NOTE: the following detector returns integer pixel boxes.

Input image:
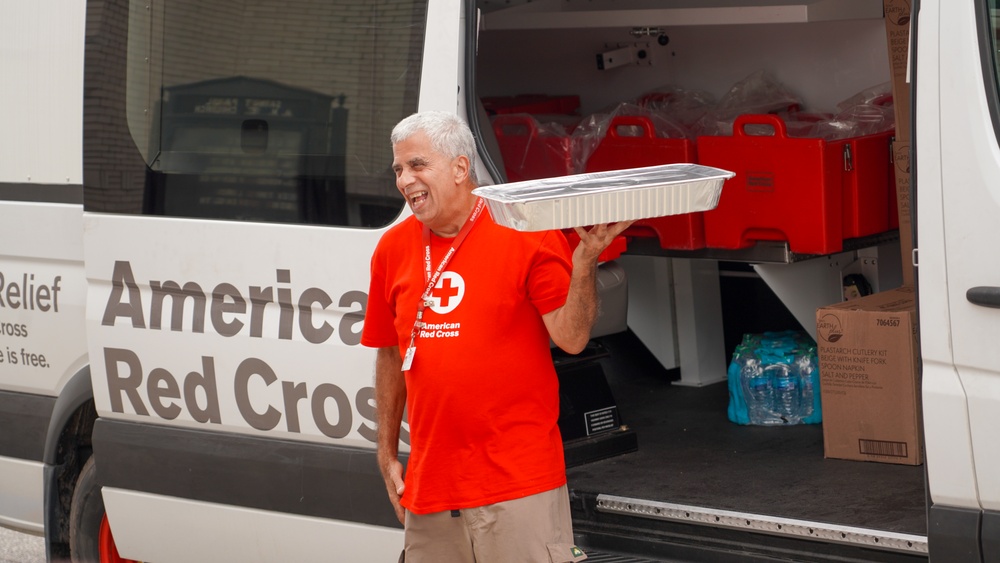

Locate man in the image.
[361,111,631,562]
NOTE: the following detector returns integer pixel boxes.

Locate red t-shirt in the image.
[361,210,573,514]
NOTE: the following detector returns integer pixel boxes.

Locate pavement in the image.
[0,527,45,563]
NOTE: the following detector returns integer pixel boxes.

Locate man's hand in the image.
[571,221,634,264]
[381,457,406,525]
[375,346,407,525]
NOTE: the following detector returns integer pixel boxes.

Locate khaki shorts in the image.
[401,485,587,563]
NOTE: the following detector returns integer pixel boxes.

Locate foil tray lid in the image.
[472,163,735,232]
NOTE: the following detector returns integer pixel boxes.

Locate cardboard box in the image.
[884,0,911,140]
[884,0,914,285]
[891,139,912,283]
[815,286,922,465]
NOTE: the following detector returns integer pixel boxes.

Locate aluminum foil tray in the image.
[472,163,734,232]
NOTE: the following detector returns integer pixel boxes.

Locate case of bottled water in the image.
[727,331,822,425]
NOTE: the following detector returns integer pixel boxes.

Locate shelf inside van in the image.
[623,230,900,264]
[479,0,883,29]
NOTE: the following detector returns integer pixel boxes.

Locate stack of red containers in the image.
[484,94,897,256]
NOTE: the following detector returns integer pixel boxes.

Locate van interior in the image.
[471,2,924,560]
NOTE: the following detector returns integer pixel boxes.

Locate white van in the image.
[0,0,997,561]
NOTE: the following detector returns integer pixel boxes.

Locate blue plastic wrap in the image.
[727,330,822,426]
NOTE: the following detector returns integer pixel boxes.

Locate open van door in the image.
[917,0,1000,558]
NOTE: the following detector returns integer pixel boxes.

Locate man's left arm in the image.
[542,221,633,354]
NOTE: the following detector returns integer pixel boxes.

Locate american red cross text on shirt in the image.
[433,276,460,308]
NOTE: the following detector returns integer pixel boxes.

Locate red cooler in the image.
[698,114,892,255]
[585,115,703,250]
[492,114,576,183]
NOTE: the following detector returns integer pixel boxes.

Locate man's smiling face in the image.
[392,131,474,237]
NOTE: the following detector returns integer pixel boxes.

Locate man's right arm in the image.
[375,345,406,524]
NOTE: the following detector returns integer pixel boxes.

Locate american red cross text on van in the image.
[102,347,395,442]
[100,260,365,346]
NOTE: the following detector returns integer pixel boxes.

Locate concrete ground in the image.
[0,527,44,563]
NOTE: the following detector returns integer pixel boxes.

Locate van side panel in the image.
[0,203,88,398]
[0,0,90,545]
[0,1,84,186]
[0,456,45,533]
[82,0,432,555]
[0,391,54,462]
[93,418,402,527]
[102,489,404,562]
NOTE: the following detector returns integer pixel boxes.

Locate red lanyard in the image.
[402,197,486,371]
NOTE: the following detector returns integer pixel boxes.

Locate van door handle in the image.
[967,286,1000,308]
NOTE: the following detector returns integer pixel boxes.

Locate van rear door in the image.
[917,0,1000,557]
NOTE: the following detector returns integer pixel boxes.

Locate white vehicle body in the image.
[917,0,1000,554]
[0,0,998,561]
[0,0,88,539]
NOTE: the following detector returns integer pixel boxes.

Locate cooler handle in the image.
[607,115,657,140]
[492,114,539,139]
[733,114,788,139]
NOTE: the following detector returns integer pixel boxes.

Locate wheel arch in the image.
[42,365,97,560]
[44,366,94,465]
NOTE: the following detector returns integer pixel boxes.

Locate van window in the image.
[85,0,427,227]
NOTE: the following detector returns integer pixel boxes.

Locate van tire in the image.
[69,456,105,563]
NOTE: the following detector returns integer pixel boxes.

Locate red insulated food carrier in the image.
[584,115,704,250]
[841,130,893,239]
[697,114,893,255]
[492,114,576,183]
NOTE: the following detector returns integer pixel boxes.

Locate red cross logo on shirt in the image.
[429,271,465,314]
[433,276,461,308]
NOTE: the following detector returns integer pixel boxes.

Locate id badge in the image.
[402,346,415,371]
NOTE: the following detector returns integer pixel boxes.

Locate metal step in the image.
[596,494,928,555]
[584,551,667,563]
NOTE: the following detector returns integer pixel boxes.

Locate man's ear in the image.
[452,155,471,183]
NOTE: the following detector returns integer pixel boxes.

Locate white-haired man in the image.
[362,111,630,562]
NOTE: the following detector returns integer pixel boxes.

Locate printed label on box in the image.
[884,0,912,71]
[859,439,909,458]
[745,171,775,192]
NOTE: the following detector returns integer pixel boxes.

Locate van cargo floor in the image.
[566,332,927,537]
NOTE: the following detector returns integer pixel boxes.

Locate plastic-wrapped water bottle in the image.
[740,356,775,425]
[770,363,801,423]
[795,346,818,422]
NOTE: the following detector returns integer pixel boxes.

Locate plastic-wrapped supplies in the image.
[472,163,733,232]
[571,102,692,169]
[727,331,822,426]
[692,70,804,137]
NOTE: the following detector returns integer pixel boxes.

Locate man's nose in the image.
[396,168,413,188]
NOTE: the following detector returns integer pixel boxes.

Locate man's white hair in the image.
[391,111,478,184]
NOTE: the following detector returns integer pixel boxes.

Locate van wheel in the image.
[69,456,138,563]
